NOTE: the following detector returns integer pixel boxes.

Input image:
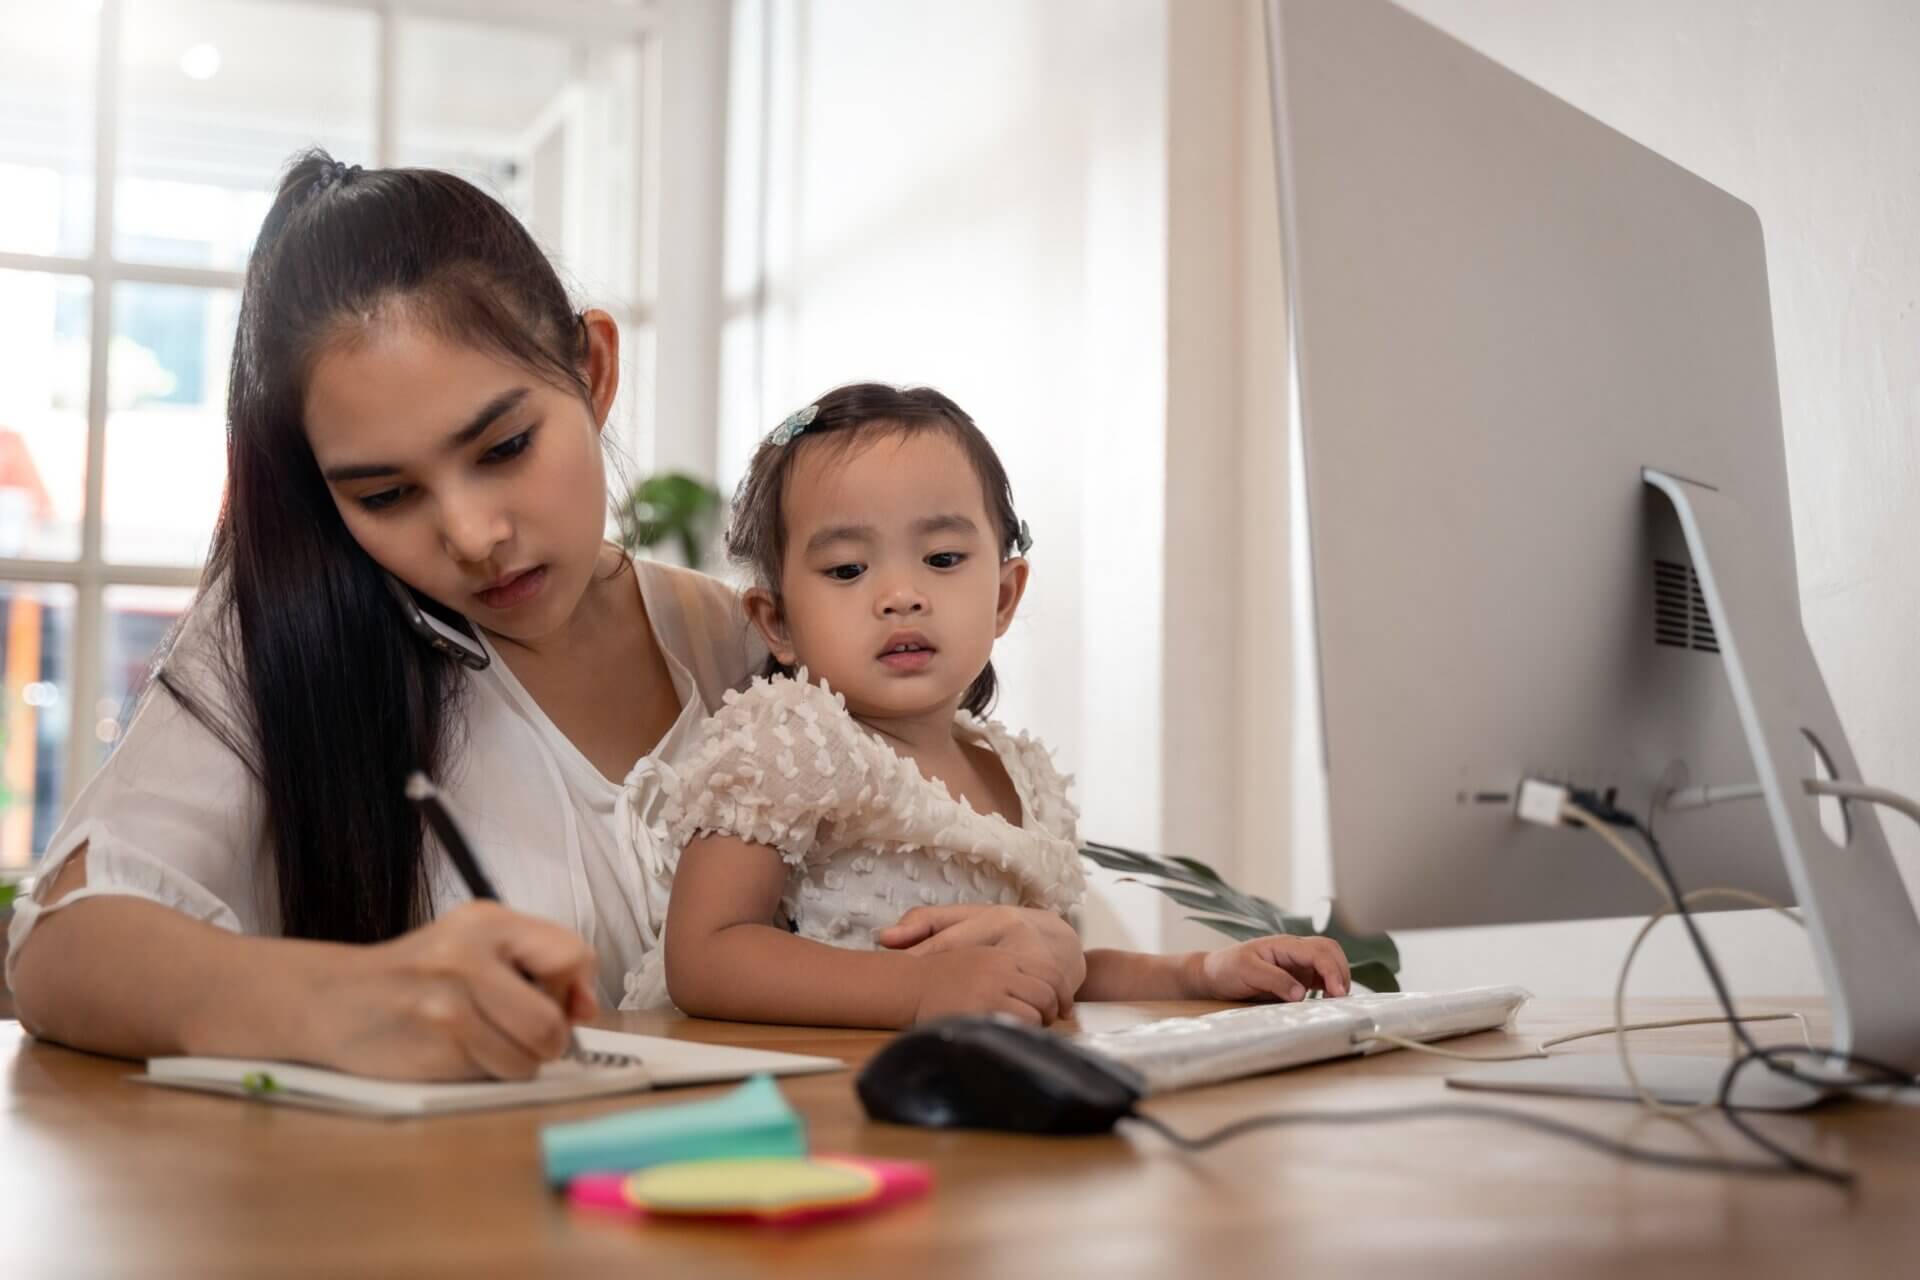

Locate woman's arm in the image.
[11,849,599,1079]
[663,834,1063,1028]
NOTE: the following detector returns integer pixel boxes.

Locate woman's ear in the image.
[580,309,621,430]
[993,557,1030,639]
[744,587,798,666]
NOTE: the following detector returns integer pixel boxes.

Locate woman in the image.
[5,152,1081,1079]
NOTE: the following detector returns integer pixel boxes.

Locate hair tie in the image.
[1014,520,1033,555]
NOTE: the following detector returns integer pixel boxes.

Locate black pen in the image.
[406,771,502,901]
[404,772,633,1069]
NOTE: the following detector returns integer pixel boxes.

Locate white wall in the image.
[652,0,733,481]
[725,0,1183,950]
[1313,0,1920,995]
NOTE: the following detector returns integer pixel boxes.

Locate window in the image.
[0,0,659,869]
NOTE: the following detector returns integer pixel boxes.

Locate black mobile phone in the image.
[382,573,490,670]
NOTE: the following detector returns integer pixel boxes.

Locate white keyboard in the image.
[1075,986,1532,1095]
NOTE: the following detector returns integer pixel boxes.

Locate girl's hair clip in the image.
[1014,519,1034,555]
[767,403,819,447]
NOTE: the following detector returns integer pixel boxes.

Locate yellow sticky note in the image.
[623,1157,879,1216]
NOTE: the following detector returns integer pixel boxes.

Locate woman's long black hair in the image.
[157,150,591,944]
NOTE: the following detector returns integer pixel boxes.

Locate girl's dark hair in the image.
[157,149,590,944]
[726,382,1027,717]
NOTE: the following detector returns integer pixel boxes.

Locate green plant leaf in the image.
[1112,870,1249,921]
[1320,929,1399,972]
[1079,843,1159,876]
[1350,961,1400,993]
[1081,841,1403,980]
[1085,842,1276,921]
[1166,855,1230,885]
[1320,902,1402,968]
[619,471,721,569]
[1185,915,1274,944]
[1134,883,1252,918]
[1084,845,1201,886]
[1343,945,1400,975]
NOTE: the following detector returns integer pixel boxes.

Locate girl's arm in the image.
[11,849,599,1079]
[873,904,1085,1014]
[866,907,1350,1004]
[663,833,1063,1028]
[1079,937,1352,1002]
[1078,948,1212,1001]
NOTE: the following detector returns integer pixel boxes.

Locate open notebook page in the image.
[142,1028,843,1117]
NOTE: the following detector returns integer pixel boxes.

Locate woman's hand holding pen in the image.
[307,902,598,1081]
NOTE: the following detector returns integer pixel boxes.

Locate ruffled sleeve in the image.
[662,672,877,867]
[969,716,1082,847]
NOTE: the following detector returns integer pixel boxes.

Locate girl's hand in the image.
[1196,935,1351,1002]
[306,902,599,1080]
[876,904,1085,1017]
[910,947,1063,1026]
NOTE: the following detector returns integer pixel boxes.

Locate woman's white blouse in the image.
[4,560,763,1007]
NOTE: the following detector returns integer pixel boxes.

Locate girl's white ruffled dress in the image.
[619,672,1087,1009]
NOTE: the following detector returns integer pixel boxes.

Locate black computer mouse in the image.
[856,1016,1147,1135]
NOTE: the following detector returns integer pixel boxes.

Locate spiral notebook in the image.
[140,1026,844,1118]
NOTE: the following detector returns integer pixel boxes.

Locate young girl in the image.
[648,384,1351,1027]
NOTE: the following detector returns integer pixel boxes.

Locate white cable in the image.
[1356,1017,1807,1065]
[1354,1031,1547,1062]
[1661,782,1765,813]
[1611,887,1804,1117]
[1663,776,1920,836]
[1551,796,1805,1116]
[1540,777,1920,1115]
[1805,778,1920,834]
[1538,1012,1811,1052]
[1562,802,1670,900]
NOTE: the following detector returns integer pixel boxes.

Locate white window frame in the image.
[0,0,664,836]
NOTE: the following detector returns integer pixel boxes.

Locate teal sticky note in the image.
[540,1074,806,1186]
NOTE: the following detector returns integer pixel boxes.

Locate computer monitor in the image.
[1264,0,1920,1087]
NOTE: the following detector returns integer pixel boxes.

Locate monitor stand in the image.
[1450,468,1920,1107]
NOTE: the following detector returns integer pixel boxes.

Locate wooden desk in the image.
[2,998,1914,1278]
